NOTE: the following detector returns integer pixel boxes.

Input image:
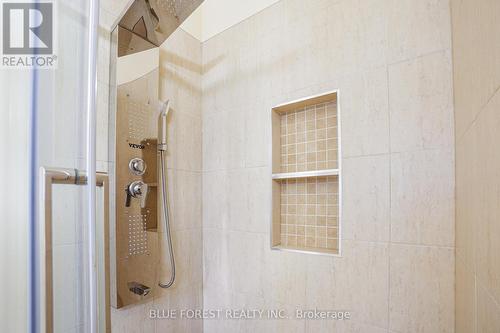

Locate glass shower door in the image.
[28,0,104,332]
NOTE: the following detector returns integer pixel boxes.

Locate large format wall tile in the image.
[473,91,500,305]
[202,170,230,230]
[340,68,390,157]
[391,148,454,247]
[388,51,454,153]
[451,0,500,330]
[389,244,454,333]
[342,155,390,242]
[306,319,388,333]
[201,0,455,332]
[203,108,245,171]
[451,0,500,139]
[170,170,202,232]
[455,127,477,270]
[245,103,272,168]
[332,241,390,328]
[455,256,476,333]
[325,0,388,74]
[476,284,500,333]
[387,0,452,64]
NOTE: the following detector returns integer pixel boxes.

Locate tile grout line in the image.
[456,83,500,144]
[314,104,318,248]
[386,63,392,331]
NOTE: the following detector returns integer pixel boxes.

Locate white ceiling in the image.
[181,0,281,42]
[99,0,280,43]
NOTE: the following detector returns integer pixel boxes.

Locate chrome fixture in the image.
[129,157,147,175]
[39,167,110,332]
[158,100,176,289]
[109,44,159,307]
[126,180,149,208]
[118,0,204,56]
[128,281,151,296]
[158,100,170,152]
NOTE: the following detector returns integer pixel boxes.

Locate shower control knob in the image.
[125,181,149,208]
[129,158,146,175]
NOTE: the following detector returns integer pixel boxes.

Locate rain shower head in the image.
[118,0,203,56]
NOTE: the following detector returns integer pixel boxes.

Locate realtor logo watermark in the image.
[1,0,57,68]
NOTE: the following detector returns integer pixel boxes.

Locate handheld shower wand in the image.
[158,100,170,151]
[158,100,175,289]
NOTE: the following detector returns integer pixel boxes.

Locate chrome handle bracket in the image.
[39,167,110,333]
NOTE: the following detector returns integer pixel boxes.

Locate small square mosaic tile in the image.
[279,176,339,251]
[280,101,338,173]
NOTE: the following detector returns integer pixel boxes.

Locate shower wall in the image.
[201,0,455,332]
[97,2,203,329]
[451,0,500,331]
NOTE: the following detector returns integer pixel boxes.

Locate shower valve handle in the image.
[125,181,148,208]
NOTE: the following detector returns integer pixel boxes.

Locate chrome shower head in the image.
[158,100,170,151]
[118,0,204,56]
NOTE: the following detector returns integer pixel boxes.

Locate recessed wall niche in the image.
[271,91,341,255]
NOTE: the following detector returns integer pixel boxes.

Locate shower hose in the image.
[158,149,175,288]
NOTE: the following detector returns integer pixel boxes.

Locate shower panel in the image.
[111,36,160,307]
[109,0,203,309]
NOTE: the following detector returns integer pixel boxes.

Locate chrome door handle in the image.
[39,167,110,333]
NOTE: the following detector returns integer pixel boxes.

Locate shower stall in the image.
[17,0,203,332]
[108,0,203,308]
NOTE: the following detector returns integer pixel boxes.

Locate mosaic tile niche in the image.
[271,92,341,255]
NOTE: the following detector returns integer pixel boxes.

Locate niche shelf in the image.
[271,91,341,256]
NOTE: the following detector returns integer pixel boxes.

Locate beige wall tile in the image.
[450,0,500,139]
[170,170,202,232]
[389,244,454,333]
[203,108,245,171]
[391,148,454,246]
[202,170,230,230]
[263,250,308,307]
[387,0,452,64]
[157,229,203,295]
[476,284,500,333]
[200,0,455,332]
[452,0,500,330]
[456,255,476,333]
[96,81,109,163]
[473,91,500,305]
[306,319,388,333]
[228,231,267,296]
[245,103,271,168]
[97,28,111,85]
[203,229,232,293]
[455,127,477,270]
[304,255,336,309]
[242,167,272,233]
[333,241,390,328]
[168,111,202,172]
[389,51,454,153]
[100,0,132,20]
[342,154,390,242]
[325,0,388,74]
[340,68,390,157]
[153,287,203,333]
[96,0,460,327]
[111,299,154,333]
[159,31,202,119]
